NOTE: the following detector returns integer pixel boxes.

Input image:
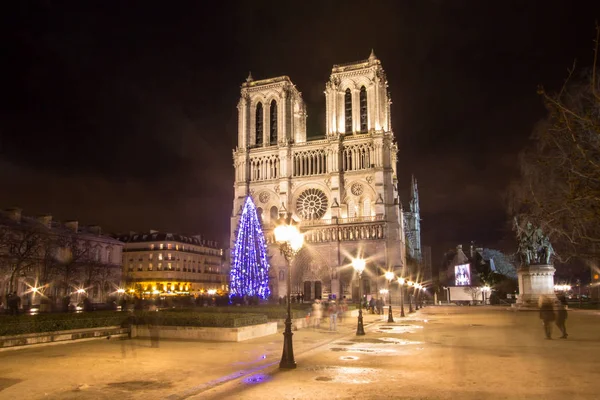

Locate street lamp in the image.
[352,258,366,336]
[385,271,395,322]
[274,213,304,369]
[406,281,415,313]
[414,283,422,310]
[397,277,406,317]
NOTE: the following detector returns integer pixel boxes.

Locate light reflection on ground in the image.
[307,366,379,384]
[375,324,424,334]
[243,374,271,385]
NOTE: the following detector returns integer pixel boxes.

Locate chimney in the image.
[88,225,102,235]
[65,220,79,233]
[37,214,52,228]
[5,208,22,223]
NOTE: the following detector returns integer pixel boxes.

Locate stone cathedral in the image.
[231,51,421,301]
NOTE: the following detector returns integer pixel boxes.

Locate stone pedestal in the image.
[516,264,556,308]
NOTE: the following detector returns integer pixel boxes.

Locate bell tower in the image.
[324,50,391,136]
[237,74,307,150]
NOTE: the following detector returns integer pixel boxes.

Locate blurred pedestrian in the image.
[312,300,322,329]
[539,295,555,339]
[339,297,348,324]
[328,301,338,331]
[556,295,568,339]
[369,297,376,314]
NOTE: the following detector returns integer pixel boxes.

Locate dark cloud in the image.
[1,0,599,258]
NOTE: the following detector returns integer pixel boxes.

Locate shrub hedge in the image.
[133,311,267,328]
[164,305,310,320]
[0,309,271,336]
[0,312,126,337]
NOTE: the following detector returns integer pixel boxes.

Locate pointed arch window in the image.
[270,206,278,223]
[270,100,277,145]
[255,102,263,146]
[344,88,352,134]
[360,86,367,133]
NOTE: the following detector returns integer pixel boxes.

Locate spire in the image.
[246,71,254,82]
[410,175,419,214]
[368,49,377,61]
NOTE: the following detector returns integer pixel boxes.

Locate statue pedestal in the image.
[515,264,556,308]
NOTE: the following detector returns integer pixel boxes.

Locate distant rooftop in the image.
[116,231,220,249]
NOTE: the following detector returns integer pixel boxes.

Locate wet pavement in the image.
[1,306,599,399]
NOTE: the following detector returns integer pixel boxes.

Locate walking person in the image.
[339,297,348,324]
[328,301,338,331]
[556,294,568,339]
[312,300,322,329]
[539,295,556,340]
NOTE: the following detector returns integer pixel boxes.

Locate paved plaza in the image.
[0,306,599,400]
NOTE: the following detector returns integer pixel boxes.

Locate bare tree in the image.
[54,235,92,297]
[509,26,600,261]
[0,224,47,294]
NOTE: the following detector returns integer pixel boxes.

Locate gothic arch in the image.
[255,102,264,146]
[291,247,332,287]
[269,99,278,145]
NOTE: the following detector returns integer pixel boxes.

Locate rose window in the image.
[351,183,364,196]
[259,191,270,204]
[296,188,328,220]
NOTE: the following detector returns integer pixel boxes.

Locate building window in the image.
[148,263,153,271]
[345,88,352,134]
[176,263,180,271]
[360,86,367,133]
[137,263,142,271]
[160,243,164,249]
[158,253,163,261]
[270,206,278,222]
[167,262,172,270]
[269,100,277,145]
[150,244,155,250]
[128,264,133,272]
[256,102,263,146]
[176,244,179,250]
[167,243,173,250]
[148,253,153,260]
[157,262,163,271]
[167,253,172,260]
[106,248,112,264]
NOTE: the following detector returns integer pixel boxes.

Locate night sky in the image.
[1,1,599,262]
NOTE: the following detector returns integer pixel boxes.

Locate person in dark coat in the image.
[555,295,568,339]
[539,295,556,339]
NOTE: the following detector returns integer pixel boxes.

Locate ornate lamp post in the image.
[415,283,422,310]
[274,213,304,370]
[385,271,395,322]
[352,258,366,336]
[407,281,414,313]
[397,277,406,317]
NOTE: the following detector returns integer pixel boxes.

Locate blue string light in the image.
[230,196,271,300]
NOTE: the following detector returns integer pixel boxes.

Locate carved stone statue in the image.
[513,218,554,266]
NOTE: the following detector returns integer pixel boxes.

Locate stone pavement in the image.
[0,307,599,400]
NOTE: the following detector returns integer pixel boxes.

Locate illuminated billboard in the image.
[455,264,471,286]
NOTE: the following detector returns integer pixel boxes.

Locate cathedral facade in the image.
[231,51,420,301]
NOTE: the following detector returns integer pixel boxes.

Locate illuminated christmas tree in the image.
[230,196,271,299]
